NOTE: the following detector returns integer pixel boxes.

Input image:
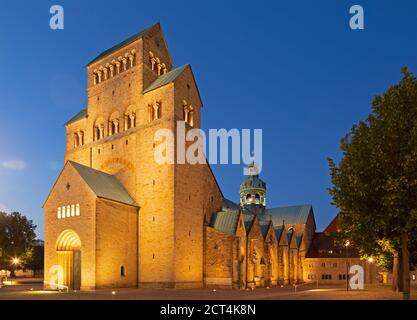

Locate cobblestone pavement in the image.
[1,282,416,300]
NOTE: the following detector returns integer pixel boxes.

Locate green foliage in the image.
[0,211,37,271]
[328,68,417,266]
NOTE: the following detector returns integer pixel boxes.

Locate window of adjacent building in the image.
[339,274,347,280]
[321,262,325,268]
[121,266,126,277]
[333,263,337,268]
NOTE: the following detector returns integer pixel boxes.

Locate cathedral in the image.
[43,22,375,290]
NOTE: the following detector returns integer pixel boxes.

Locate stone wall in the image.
[95,198,138,288]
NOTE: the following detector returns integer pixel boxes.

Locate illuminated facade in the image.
[43,23,376,290]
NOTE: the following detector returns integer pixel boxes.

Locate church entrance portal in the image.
[55,230,82,290]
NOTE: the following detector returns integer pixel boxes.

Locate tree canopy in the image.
[328,68,417,299]
[0,211,38,273]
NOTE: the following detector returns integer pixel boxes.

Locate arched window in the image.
[57,207,61,219]
[74,133,79,148]
[76,204,80,216]
[94,118,104,140]
[148,105,154,123]
[188,107,194,127]
[62,206,66,219]
[66,205,71,218]
[94,126,100,141]
[148,102,161,122]
[109,120,116,136]
[79,131,84,146]
[71,204,75,217]
[156,102,162,119]
[246,194,251,200]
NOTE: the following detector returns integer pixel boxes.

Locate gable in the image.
[87,22,166,66]
[69,161,138,206]
[278,228,288,246]
[43,161,138,208]
[43,161,96,208]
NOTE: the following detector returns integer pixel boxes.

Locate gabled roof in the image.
[209,210,239,236]
[222,198,240,211]
[65,108,87,126]
[244,214,255,235]
[324,214,339,233]
[306,232,360,258]
[87,22,158,66]
[143,64,189,94]
[266,204,313,226]
[69,161,138,206]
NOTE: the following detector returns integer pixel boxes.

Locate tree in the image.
[0,211,37,276]
[25,240,44,277]
[328,68,417,300]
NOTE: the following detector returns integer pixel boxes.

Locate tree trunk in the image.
[399,251,404,292]
[401,232,410,300]
[392,251,404,292]
[392,251,399,291]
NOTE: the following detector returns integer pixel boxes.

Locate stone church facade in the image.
[43,23,375,290]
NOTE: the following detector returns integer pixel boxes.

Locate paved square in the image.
[1,282,416,300]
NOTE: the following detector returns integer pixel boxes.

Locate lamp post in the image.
[345,240,350,291]
[368,257,374,284]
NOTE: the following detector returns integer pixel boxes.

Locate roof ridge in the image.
[87,22,159,66]
[142,64,190,94]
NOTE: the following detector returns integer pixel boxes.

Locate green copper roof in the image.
[65,108,87,126]
[143,64,189,94]
[209,210,239,236]
[69,161,138,207]
[222,198,240,211]
[266,204,313,226]
[87,23,157,66]
[240,174,266,192]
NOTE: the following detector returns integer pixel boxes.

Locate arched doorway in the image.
[55,229,82,290]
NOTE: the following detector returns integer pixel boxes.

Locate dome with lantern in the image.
[239,162,266,213]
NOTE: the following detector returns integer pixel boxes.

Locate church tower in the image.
[44,22,223,290]
[239,162,266,216]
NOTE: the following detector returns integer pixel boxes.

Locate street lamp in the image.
[10,257,20,279]
[344,240,350,291]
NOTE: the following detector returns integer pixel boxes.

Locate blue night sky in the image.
[0,0,417,239]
